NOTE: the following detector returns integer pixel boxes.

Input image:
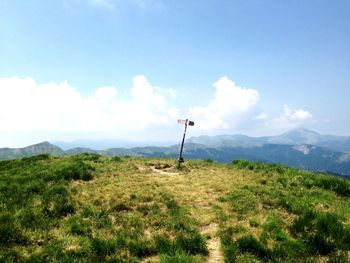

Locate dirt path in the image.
[135,161,235,262]
[201,223,222,263]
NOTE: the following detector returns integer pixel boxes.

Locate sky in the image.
[0,0,349,147]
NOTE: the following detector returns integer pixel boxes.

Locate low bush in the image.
[219,227,236,262]
[236,235,271,260]
[111,202,132,212]
[129,238,157,258]
[174,231,208,256]
[74,153,101,162]
[20,154,50,165]
[231,160,285,174]
[290,210,350,256]
[0,213,26,246]
[226,190,258,215]
[18,208,47,230]
[160,251,198,263]
[67,216,91,236]
[231,160,250,169]
[42,184,75,217]
[315,176,350,197]
[271,239,306,260]
[154,234,174,254]
[91,238,117,258]
[0,249,23,262]
[32,240,79,262]
[55,161,94,181]
[112,156,122,162]
[262,215,287,241]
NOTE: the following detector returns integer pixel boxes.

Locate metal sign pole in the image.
[177,119,194,168]
[177,119,188,168]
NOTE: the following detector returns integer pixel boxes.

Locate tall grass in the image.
[218,160,350,262]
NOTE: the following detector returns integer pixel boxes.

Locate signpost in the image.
[177,119,195,168]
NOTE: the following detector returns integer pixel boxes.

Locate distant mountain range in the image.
[1,128,350,176]
[187,128,350,153]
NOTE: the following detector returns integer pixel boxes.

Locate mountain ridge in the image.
[187,128,350,152]
[1,128,350,176]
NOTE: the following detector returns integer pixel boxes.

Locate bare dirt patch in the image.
[201,223,222,263]
[148,163,179,175]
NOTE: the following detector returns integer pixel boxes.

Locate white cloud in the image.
[0,75,178,145]
[264,104,313,132]
[278,104,312,124]
[188,76,259,131]
[0,75,315,146]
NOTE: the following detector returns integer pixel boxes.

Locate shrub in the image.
[42,185,75,217]
[174,231,208,256]
[249,219,260,227]
[111,202,132,212]
[160,251,199,263]
[232,160,250,169]
[290,210,350,256]
[91,238,117,257]
[262,215,287,241]
[219,227,236,262]
[236,235,271,260]
[272,239,306,259]
[0,213,26,246]
[55,161,94,181]
[112,156,122,162]
[21,154,50,163]
[25,180,46,195]
[315,176,350,197]
[67,217,91,236]
[0,249,23,262]
[129,238,157,258]
[75,153,101,161]
[165,198,180,212]
[18,209,46,230]
[137,204,151,216]
[94,209,112,229]
[226,191,257,215]
[32,241,72,262]
[154,234,174,254]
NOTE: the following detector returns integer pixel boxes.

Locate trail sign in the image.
[177,119,195,168]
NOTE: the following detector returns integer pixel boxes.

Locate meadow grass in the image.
[0,155,349,262]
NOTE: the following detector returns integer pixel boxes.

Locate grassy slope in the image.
[0,155,349,262]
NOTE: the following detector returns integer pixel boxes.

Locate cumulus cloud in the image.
[0,75,315,146]
[188,76,259,131]
[276,104,312,126]
[261,104,313,133]
[0,76,178,144]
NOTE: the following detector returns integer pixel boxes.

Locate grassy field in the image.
[0,154,350,262]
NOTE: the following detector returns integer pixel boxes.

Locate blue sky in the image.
[0,0,349,147]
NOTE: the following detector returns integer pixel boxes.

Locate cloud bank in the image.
[0,76,178,145]
[189,76,259,131]
[0,75,313,147]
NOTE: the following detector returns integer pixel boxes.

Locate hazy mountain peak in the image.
[283,128,320,136]
[0,141,65,160]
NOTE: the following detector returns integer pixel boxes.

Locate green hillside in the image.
[1,155,350,262]
[0,142,65,160]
